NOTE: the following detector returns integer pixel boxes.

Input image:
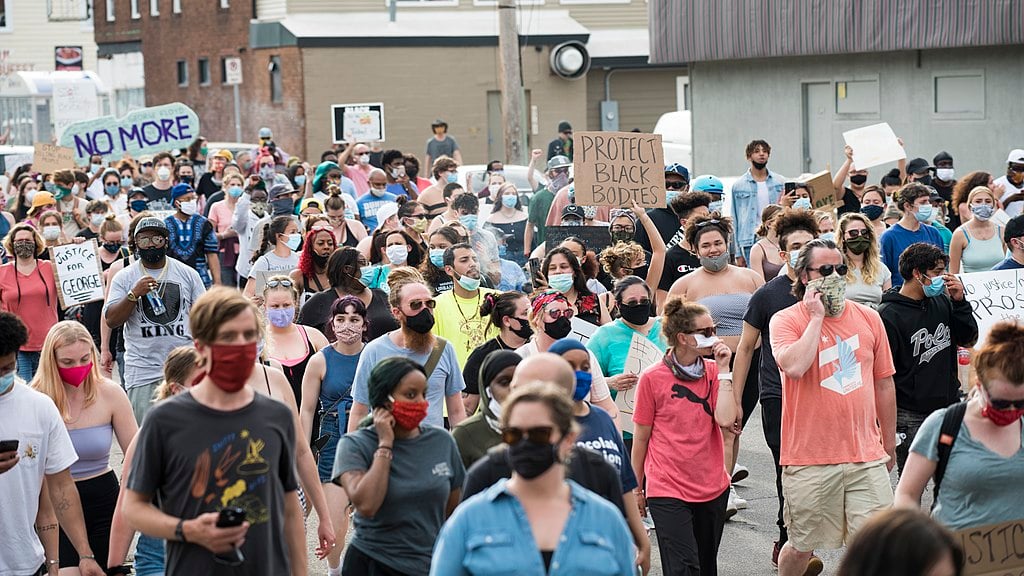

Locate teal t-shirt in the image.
[910,405,1024,530]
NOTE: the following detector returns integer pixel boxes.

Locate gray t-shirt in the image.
[104,259,206,390]
[910,406,1024,530]
[127,392,298,576]
[352,333,464,428]
[332,425,465,575]
[425,135,459,160]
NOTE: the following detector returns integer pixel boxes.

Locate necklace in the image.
[453,290,483,351]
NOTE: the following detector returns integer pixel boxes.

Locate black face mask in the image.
[543,316,572,340]
[102,242,122,254]
[312,252,329,268]
[270,198,294,216]
[179,175,194,185]
[849,174,868,186]
[404,308,435,334]
[507,439,559,479]
[138,246,166,264]
[509,318,534,340]
[752,160,767,170]
[618,302,651,325]
[914,174,932,187]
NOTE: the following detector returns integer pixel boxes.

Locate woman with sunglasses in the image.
[398,200,430,253]
[432,382,635,576]
[0,223,59,381]
[632,298,737,576]
[290,224,337,305]
[894,320,1024,531]
[421,226,460,295]
[336,356,465,576]
[460,292,531,418]
[837,213,891,308]
[298,247,399,342]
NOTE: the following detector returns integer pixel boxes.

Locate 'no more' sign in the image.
[59,102,201,164]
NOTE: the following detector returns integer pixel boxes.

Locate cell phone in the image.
[0,439,18,453]
[213,507,246,566]
[784,182,796,193]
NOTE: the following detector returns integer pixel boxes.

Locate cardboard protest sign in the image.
[957,269,1024,345]
[614,332,664,434]
[59,103,201,164]
[842,123,906,170]
[568,317,598,344]
[954,518,1024,575]
[573,131,665,208]
[545,225,612,253]
[799,170,836,211]
[32,143,76,174]
[332,103,386,143]
[49,241,104,307]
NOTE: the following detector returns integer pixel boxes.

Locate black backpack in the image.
[932,401,968,507]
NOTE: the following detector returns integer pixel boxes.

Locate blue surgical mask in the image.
[284,233,302,251]
[429,248,445,268]
[130,199,148,213]
[789,251,799,269]
[793,197,812,210]
[666,191,679,206]
[548,273,574,293]
[44,182,56,193]
[295,175,307,187]
[456,273,481,292]
[105,184,120,196]
[228,185,243,198]
[501,194,518,208]
[922,274,946,298]
[0,371,14,395]
[360,265,377,286]
[120,176,133,188]
[819,231,835,243]
[572,370,592,401]
[498,244,508,258]
[915,204,934,223]
[459,214,478,231]
[446,172,458,184]
[708,200,723,214]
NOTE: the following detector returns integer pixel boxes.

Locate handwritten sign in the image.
[32,143,76,174]
[49,241,104,307]
[573,131,665,208]
[52,76,98,141]
[842,123,906,170]
[545,225,612,253]
[954,518,1024,576]
[58,102,201,164]
[331,103,385,143]
[958,269,1024,345]
[568,317,598,344]
[800,170,836,211]
[614,332,665,433]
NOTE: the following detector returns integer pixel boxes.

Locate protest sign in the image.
[49,241,104,307]
[332,103,386,143]
[799,170,836,211]
[614,332,664,434]
[573,131,665,208]
[958,269,1024,345]
[59,102,201,164]
[842,123,906,170]
[53,76,98,141]
[545,225,612,253]
[32,143,76,174]
[568,317,598,344]
[954,518,1024,576]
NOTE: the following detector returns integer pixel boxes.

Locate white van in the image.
[653,110,692,170]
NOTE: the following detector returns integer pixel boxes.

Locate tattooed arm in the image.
[36,479,60,575]
[46,468,104,575]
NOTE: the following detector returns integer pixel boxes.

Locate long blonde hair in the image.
[31,321,102,422]
[837,212,883,286]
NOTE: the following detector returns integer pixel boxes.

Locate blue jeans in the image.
[17,351,40,382]
[133,534,165,576]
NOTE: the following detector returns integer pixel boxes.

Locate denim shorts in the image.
[316,398,352,483]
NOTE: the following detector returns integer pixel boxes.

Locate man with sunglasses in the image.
[995,149,1024,217]
[104,217,207,424]
[769,238,897,576]
[878,242,977,477]
[634,164,690,254]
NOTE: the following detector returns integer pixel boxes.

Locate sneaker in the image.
[729,486,748,510]
[731,463,750,484]
[641,513,655,532]
[771,542,825,576]
[772,541,781,568]
[725,497,738,520]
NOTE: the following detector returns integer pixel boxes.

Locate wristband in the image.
[175,518,188,543]
[79,555,96,562]
[718,372,733,381]
[374,448,393,460]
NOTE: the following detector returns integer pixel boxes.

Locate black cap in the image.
[1005,215,1024,243]
[933,151,953,166]
[558,121,573,133]
[561,204,585,220]
[906,158,933,175]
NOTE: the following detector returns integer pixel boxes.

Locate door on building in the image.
[801,82,832,174]
[487,90,531,163]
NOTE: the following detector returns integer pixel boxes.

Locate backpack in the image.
[932,401,968,507]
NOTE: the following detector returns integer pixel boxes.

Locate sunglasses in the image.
[501,426,554,445]
[266,279,293,288]
[1009,164,1024,173]
[984,388,1024,410]
[408,298,436,312]
[665,181,688,190]
[404,214,429,221]
[845,229,870,239]
[310,224,334,232]
[135,236,167,249]
[808,264,849,277]
[545,308,575,321]
[695,219,722,228]
[690,325,717,338]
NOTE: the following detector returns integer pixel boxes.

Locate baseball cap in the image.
[268,183,292,200]
[377,202,399,225]
[299,198,323,213]
[135,217,169,237]
[1005,215,1024,243]
[30,191,56,211]
[906,158,933,175]
[213,149,234,161]
[547,155,571,171]
[1007,149,1024,164]
[258,127,273,139]
[138,154,154,165]
[561,204,585,221]
[665,163,690,182]
[431,119,448,129]
[557,121,573,134]
[169,183,194,204]
[933,151,953,166]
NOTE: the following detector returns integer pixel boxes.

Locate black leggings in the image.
[342,545,413,576]
[761,397,787,545]
[58,470,118,569]
[648,488,730,576]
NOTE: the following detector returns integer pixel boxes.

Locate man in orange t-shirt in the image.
[769,238,897,576]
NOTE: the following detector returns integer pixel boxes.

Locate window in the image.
[390,0,459,6]
[474,0,543,5]
[150,0,158,16]
[0,0,11,31]
[835,79,879,116]
[220,57,228,83]
[106,0,115,21]
[269,56,282,103]
[198,58,210,85]
[220,0,229,7]
[933,71,985,119]
[177,60,188,87]
[172,0,180,13]
[131,0,140,18]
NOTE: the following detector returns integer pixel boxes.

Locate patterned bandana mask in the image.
[807,274,847,317]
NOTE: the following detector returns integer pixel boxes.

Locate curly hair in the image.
[297,227,335,279]
[951,171,992,212]
[670,191,713,220]
[685,214,733,249]
[599,241,643,278]
[774,208,819,251]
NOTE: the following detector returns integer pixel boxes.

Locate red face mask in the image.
[198,342,257,393]
[57,363,92,388]
[982,404,1024,427]
[389,396,429,430]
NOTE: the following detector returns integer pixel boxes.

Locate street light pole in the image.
[497,0,525,165]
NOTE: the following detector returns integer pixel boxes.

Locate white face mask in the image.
[689,333,720,350]
[178,200,197,216]
[156,166,172,182]
[71,183,80,196]
[42,226,61,241]
[936,168,955,182]
[90,213,106,226]
[358,154,371,165]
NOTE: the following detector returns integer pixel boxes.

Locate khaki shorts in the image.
[127,381,160,425]
[782,459,893,552]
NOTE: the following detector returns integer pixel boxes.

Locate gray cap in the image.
[547,155,571,171]
[135,217,169,236]
[258,127,273,138]
[268,182,294,200]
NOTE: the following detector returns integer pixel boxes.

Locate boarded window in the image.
[934,73,985,118]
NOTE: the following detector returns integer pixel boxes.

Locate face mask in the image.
[691,334,721,351]
[429,248,445,268]
[259,166,276,181]
[200,342,258,393]
[389,395,429,430]
[72,184,81,197]
[178,200,197,216]
[543,316,573,340]
[334,323,363,344]
[563,219,583,227]
[488,396,503,419]
[404,308,435,334]
[44,182,57,193]
[752,160,767,170]
[228,185,244,198]
[670,353,705,381]
[91,163,103,174]
[581,206,597,220]
[459,214,478,231]
[915,204,934,223]
[788,250,799,269]
[358,154,371,165]
[971,204,994,221]
[618,301,651,325]
[921,274,945,298]
[708,200,723,214]
[370,186,387,197]
[915,174,933,187]
[806,274,847,316]
[11,240,33,259]
[25,188,39,204]
[57,363,92,388]
[507,436,560,479]
[666,190,680,206]
[509,318,534,340]
[251,201,268,218]
[385,244,409,265]
[549,172,569,191]
[456,273,481,292]
[446,172,458,184]
[267,307,295,328]
[359,265,377,286]
[138,246,166,264]
[179,175,194,185]
[295,175,306,187]
[498,244,508,258]
[284,233,302,251]
[860,204,884,221]
[131,199,149,213]
[105,184,120,196]
[489,183,502,196]
[572,370,593,402]
[407,218,428,234]
[981,390,1024,426]
[793,198,812,210]
[547,273,574,293]
[271,197,293,216]
[42,226,61,241]
[0,371,14,395]
[54,184,72,201]
[200,146,208,156]
[312,252,329,268]
[845,236,871,255]
[700,252,729,273]
[90,213,106,227]
[610,230,637,246]
[848,174,868,186]
[819,231,835,243]
[102,242,121,254]
[119,175,133,188]
[156,167,171,182]
[501,193,518,209]
[935,168,955,182]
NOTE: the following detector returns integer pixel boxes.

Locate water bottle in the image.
[957,347,971,394]
[147,292,166,316]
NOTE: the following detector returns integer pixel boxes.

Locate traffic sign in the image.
[224,57,242,85]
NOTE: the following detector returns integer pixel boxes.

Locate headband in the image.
[531,290,568,316]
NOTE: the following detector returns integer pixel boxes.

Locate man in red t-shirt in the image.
[769,238,897,576]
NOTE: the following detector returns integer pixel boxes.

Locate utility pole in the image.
[497,0,525,165]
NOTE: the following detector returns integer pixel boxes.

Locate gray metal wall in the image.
[690,46,1024,180]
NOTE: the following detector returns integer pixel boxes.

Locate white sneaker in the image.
[641,513,655,532]
[732,463,750,484]
[726,496,738,520]
[729,486,748,510]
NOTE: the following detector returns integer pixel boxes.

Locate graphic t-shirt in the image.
[658,245,700,292]
[356,193,398,232]
[576,404,637,492]
[104,259,206,390]
[432,288,500,368]
[770,301,896,466]
[127,392,298,576]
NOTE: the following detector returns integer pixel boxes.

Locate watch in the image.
[126,291,139,302]
[175,518,188,543]
[718,372,734,381]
